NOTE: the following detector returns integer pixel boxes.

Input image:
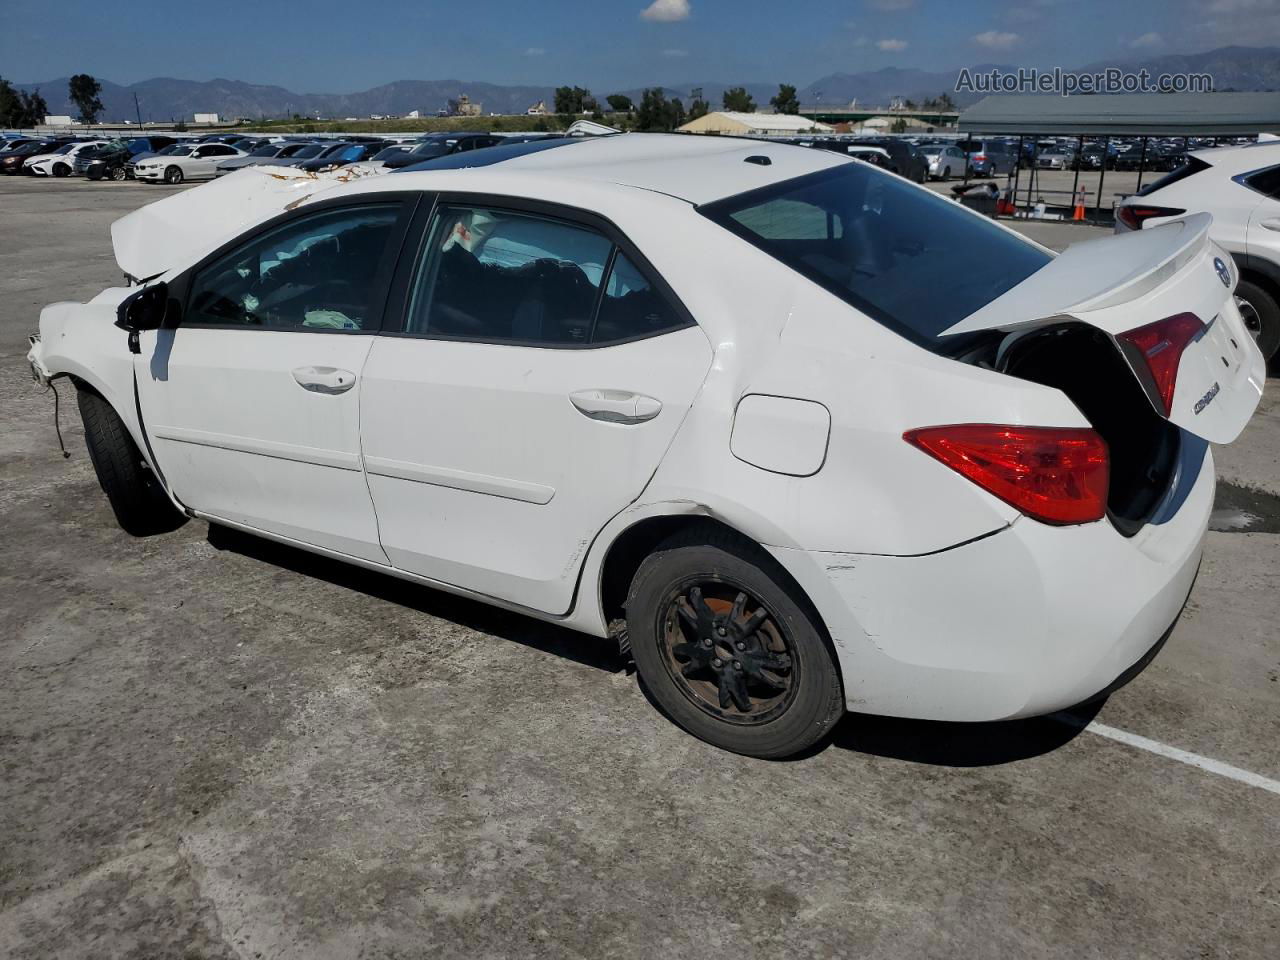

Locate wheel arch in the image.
[575,504,837,657]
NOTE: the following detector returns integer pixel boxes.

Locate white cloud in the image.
[662,48,690,57]
[523,47,546,56]
[877,38,909,51]
[973,30,1021,49]
[866,0,915,10]
[640,0,691,22]
[1129,31,1164,48]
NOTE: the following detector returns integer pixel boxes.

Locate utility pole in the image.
[133,92,143,128]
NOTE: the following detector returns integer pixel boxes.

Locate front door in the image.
[136,197,413,563]
[359,199,713,613]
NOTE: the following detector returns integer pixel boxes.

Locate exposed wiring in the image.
[48,380,70,459]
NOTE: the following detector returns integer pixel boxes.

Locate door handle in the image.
[292,365,356,395]
[569,389,662,424]
[1260,217,1280,232]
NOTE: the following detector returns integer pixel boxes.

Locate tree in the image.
[937,92,955,111]
[68,74,104,125]
[687,96,710,122]
[890,117,908,134]
[770,84,799,115]
[554,85,593,115]
[722,86,755,112]
[606,93,633,112]
[634,88,686,132]
[0,78,48,127]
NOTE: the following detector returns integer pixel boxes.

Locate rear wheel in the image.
[942,166,951,180]
[1234,280,1280,363]
[626,528,844,759]
[77,389,186,536]
[164,165,183,184]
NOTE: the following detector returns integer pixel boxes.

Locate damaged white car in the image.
[28,136,1265,758]
[24,140,109,177]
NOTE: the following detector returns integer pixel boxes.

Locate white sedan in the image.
[920,144,966,180]
[133,143,246,184]
[24,140,109,177]
[28,135,1265,758]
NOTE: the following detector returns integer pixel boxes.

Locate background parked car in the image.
[850,138,929,182]
[1,138,76,175]
[956,138,1015,177]
[25,140,108,177]
[379,133,505,169]
[292,141,389,172]
[920,144,966,180]
[1115,142,1280,362]
[215,141,321,175]
[133,143,246,184]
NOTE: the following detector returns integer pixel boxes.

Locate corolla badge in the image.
[1214,257,1231,288]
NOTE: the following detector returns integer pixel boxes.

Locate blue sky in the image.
[3,0,1275,92]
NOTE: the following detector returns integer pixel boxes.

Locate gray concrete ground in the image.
[1,176,1278,960]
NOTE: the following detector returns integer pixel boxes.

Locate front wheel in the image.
[626,527,844,759]
[1235,279,1280,363]
[53,162,69,177]
[109,165,127,181]
[77,389,187,537]
[164,165,183,185]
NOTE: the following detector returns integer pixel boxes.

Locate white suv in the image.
[1116,142,1280,362]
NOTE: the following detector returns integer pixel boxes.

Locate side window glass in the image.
[592,253,686,344]
[407,205,611,344]
[186,204,399,331]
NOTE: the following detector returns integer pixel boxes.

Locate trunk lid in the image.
[944,213,1265,443]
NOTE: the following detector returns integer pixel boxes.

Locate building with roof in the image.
[959,92,1280,136]
[677,111,833,137]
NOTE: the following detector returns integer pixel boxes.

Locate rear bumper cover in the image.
[768,444,1213,722]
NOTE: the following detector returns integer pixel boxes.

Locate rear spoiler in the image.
[943,213,1213,337]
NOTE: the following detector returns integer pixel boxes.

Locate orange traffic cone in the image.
[1072,186,1087,221]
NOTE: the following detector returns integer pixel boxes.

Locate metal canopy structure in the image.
[958,92,1280,136]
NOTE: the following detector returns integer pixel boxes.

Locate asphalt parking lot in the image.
[2,175,1278,959]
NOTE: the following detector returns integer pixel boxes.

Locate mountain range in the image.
[15,46,1280,122]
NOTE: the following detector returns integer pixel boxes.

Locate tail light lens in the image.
[904,424,1110,525]
[1117,312,1205,415]
[1116,204,1186,230]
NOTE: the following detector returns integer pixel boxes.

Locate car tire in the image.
[108,165,126,181]
[1234,279,1280,363]
[942,166,950,180]
[53,163,69,177]
[164,165,183,185]
[77,388,187,537]
[626,526,844,759]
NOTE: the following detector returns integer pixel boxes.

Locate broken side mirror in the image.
[115,281,169,354]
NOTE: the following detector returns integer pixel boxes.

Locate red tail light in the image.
[904,424,1110,525]
[1117,312,1205,416]
[1116,204,1186,230]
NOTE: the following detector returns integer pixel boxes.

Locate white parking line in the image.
[1055,714,1280,796]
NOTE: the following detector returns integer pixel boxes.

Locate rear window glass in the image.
[1137,156,1210,197]
[699,163,1050,351]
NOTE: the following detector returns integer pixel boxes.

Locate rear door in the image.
[945,213,1265,442]
[135,194,416,561]
[359,196,713,613]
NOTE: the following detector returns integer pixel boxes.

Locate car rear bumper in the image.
[768,443,1213,721]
